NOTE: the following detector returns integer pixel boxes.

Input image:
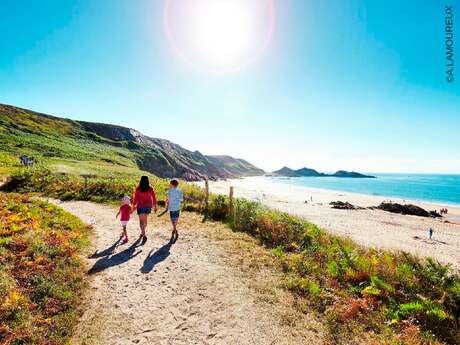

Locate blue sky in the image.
[1,0,459,173]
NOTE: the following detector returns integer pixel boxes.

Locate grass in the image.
[0,105,139,170]
[2,168,460,344]
[46,158,149,177]
[0,153,22,179]
[0,192,91,345]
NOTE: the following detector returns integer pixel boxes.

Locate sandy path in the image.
[200,178,460,269]
[48,200,324,345]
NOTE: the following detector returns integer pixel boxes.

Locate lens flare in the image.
[164,0,275,73]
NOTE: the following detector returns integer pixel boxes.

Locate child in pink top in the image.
[116,196,131,244]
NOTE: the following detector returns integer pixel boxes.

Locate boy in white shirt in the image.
[166,179,183,243]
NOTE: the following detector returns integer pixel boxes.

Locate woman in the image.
[132,176,157,243]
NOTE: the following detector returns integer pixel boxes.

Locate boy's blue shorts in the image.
[170,210,180,221]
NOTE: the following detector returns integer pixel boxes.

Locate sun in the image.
[188,1,252,66]
[164,0,275,72]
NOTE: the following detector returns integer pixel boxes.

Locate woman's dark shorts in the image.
[137,207,152,215]
[170,210,180,221]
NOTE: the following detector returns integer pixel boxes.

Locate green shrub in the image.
[208,195,229,221]
[396,263,415,289]
[286,277,321,296]
[232,199,262,233]
[270,246,285,260]
[0,152,19,167]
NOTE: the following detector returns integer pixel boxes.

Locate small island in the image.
[271,166,375,178]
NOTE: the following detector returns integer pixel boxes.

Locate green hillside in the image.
[206,155,265,177]
[0,104,264,180]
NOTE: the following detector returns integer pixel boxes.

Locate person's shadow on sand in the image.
[140,240,173,274]
[88,238,143,275]
[89,237,122,259]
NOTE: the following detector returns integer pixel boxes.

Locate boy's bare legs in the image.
[171,219,178,242]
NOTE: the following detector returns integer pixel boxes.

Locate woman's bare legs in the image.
[139,213,148,238]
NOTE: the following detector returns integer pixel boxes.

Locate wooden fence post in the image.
[203,179,209,222]
[229,186,234,221]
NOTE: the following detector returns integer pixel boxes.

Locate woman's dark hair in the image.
[138,176,150,192]
[170,179,179,187]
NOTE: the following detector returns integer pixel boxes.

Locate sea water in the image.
[266,174,460,206]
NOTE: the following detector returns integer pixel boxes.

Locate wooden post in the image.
[229,186,234,220]
[205,180,209,206]
[83,175,89,188]
[203,179,209,222]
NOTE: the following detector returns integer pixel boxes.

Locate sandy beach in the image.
[197,177,460,269]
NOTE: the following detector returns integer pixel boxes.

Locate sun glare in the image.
[189,1,252,66]
[164,0,275,72]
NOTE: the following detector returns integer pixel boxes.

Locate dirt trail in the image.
[48,200,325,345]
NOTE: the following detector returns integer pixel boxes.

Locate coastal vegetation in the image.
[1,167,204,206]
[2,168,460,344]
[0,193,91,344]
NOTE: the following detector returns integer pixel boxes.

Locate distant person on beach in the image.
[132,176,157,244]
[428,227,433,240]
[115,196,131,244]
[166,179,183,243]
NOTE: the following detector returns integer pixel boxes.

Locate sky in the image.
[1,0,459,173]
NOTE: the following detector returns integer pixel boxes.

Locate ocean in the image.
[266,174,460,206]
